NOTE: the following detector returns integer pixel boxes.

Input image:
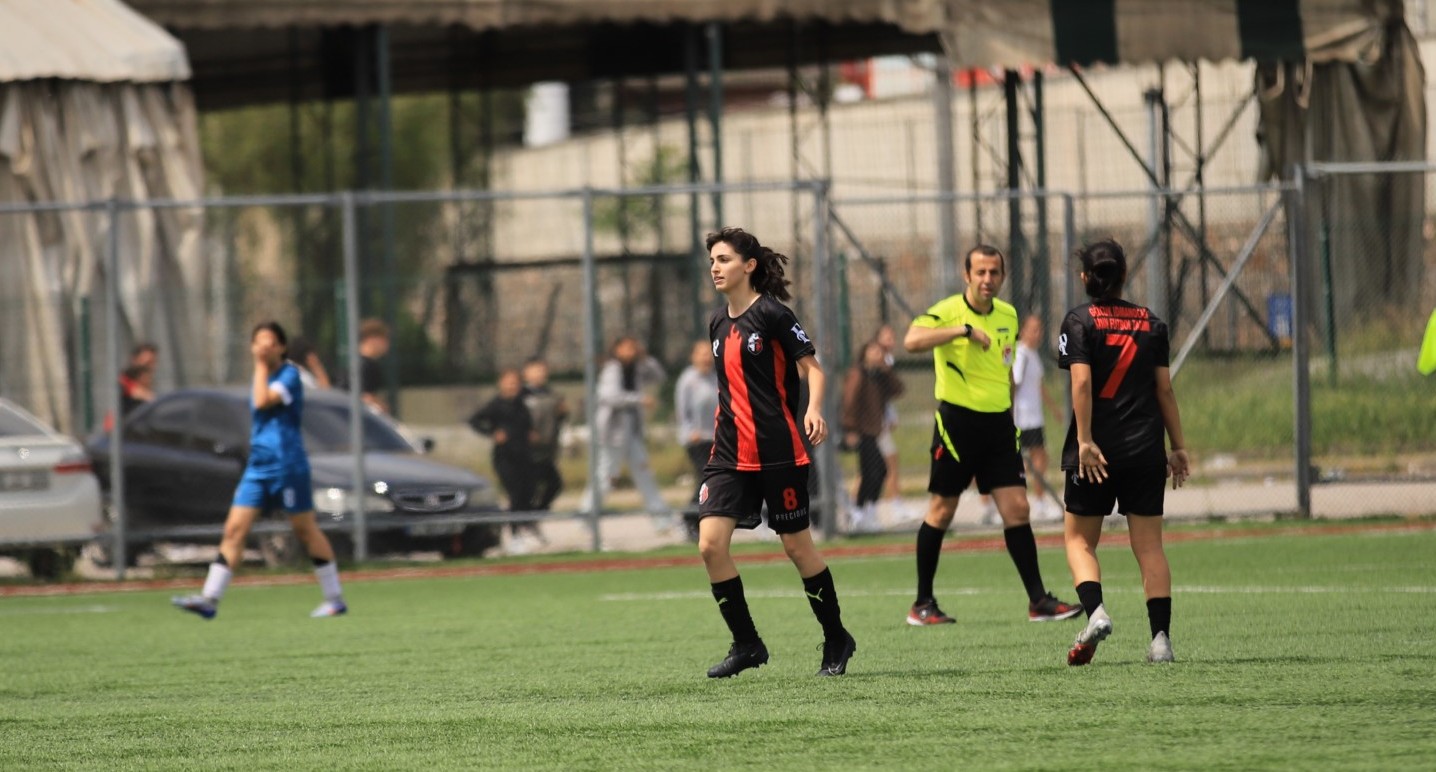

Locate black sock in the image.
[1147,597,1171,638]
[1076,581,1104,618]
[1003,524,1047,603]
[711,576,760,645]
[312,558,330,568]
[802,567,845,640]
[214,554,229,567]
[915,522,946,603]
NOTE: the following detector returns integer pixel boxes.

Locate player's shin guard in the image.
[201,561,232,602]
[1076,581,1104,618]
[1147,596,1171,638]
[802,567,845,640]
[712,576,760,644]
[314,560,343,602]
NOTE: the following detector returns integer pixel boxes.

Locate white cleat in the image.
[1067,605,1113,666]
[310,599,348,618]
[1147,631,1175,663]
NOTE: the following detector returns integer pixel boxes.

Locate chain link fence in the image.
[3,169,1433,579]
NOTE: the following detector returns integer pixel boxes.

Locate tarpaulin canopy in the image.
[0,0,204,431]
[0,0,189,82]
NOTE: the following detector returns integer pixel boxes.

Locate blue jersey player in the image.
[173,321,348,619]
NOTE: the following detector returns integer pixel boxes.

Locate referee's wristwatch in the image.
[962,323,973,338]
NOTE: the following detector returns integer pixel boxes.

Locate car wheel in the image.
[454,525,502,558]
[27,549,75,581]
[258,533,302,568]
[85,539,143,569]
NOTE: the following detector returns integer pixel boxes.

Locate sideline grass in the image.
[3,526,1434,770]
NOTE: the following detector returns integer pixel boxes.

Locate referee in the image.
[902,245,1081,626]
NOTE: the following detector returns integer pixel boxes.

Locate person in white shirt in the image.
[1012,315,1064,521]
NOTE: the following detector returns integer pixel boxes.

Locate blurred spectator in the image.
[105,342,158,431]
[1012,314,1064,521]
[586,335,669,525]
[841,339,904,532]
[674,339,719,540]
[119,364,155,417]
[521,357,567,542]
[288,335,332,391]
[872,324,905,508]
[468,369,538,554]
[357,318,391,414]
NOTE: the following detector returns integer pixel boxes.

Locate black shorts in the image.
[1063,465,1168,517]
[927,402,1026,497]
[698,465,811,535]
[1018,426,1046,450]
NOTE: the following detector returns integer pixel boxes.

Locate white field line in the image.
[599,585,1436,602]
[0,604,121,615]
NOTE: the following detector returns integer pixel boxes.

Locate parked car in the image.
[0,398,104,579]
[86,387,502,562]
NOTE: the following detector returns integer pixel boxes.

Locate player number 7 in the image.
[1099,334,1136,399]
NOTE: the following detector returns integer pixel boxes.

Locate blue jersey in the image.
[248,362,310,478]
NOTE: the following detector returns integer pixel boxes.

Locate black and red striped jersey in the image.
[707,295,816,471]
[1057,299,1170,469]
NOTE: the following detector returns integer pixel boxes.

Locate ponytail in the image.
[705,226,793,301]
[1075,238,1127,300]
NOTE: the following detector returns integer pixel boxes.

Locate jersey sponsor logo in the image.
[698,483,709,504]
[746,332,764,354]
[1058,333,1068,356]
[712,339,720,358]
[791,323,811,345]
[1089,305,1152,332]
[770,506,808,521]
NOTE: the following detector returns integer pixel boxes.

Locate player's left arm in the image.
[796,355,828,446]
[1154,367,1189,488]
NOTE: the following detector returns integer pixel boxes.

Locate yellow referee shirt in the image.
[911,294,1019,412]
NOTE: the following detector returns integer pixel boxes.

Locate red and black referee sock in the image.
[711,576,760,645]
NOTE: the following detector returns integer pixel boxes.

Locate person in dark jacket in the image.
[468,369,537,552]
[841,339,904,532]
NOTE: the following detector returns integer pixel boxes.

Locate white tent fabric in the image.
[0,1,201,432]
[0,0,190,82]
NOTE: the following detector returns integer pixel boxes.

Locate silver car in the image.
[0,398,103,579]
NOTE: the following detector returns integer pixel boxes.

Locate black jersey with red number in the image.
[1057,299,1171,469]
[708,295,817,471]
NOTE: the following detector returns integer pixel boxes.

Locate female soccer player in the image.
[697,226,855,678]
[1057,239,1190,665]
[172,321,347,619]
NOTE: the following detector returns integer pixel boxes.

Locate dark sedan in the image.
[87,387,502,561]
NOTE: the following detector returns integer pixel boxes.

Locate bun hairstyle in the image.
[705,226,792,302]
[1076,238,1127,300]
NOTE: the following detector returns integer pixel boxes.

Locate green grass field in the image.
[4,523,1435,770]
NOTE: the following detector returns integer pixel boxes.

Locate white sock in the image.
[314,562,343,602]
[201,562,232,602]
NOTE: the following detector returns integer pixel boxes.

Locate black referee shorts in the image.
[1063,464,1168,517]
[698,465,812,535]
[927,402,1026,497]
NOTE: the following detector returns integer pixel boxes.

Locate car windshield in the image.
[302,402,414,454]
[0,404,51,438]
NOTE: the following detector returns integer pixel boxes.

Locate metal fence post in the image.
[105,197,127,580]
[581,188,603,552]
[341,192,369,559]
[813,181,841,540]
[1288,167,1313,519]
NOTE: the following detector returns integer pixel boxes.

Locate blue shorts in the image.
[233,471,314,515]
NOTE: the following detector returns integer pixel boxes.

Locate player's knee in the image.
[697,534,729,565]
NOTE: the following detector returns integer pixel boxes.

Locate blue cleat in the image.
[172,595,217,620]
[310,599,348,618]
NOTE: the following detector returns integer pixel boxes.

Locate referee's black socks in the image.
[801,567,845,641]
[711,576,760,645]
[1003,524,1047,604]
[914,522,946,602]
